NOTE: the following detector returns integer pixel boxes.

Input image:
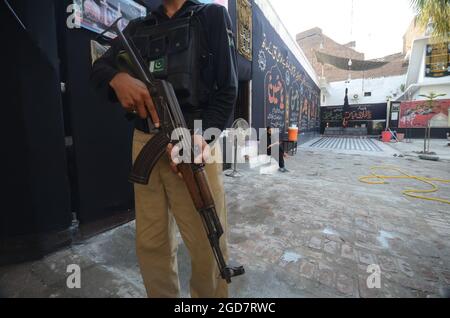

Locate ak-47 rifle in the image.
[108,19,245,283]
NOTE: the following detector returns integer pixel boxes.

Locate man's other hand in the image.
[166,135,211,178]
[109,72,160,127]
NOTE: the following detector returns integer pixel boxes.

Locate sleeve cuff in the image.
[105,69,120,102]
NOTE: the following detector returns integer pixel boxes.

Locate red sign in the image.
[399,99,450,128]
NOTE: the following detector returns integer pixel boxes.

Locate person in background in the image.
[267,127,289,173]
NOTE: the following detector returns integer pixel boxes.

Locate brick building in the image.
[296,27,409,83]
[296,27,411,136]
[403,18,426,56]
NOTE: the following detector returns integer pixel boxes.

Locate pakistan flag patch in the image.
[149,58,166,73]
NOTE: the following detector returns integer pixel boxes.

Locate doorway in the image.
[234,80,251,123]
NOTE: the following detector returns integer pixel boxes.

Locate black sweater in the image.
[90,0,238,133]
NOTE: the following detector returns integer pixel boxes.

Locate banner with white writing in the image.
[252,4,320,134]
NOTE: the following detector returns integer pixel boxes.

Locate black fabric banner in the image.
[321,103,388,123]
[425,42,450,78]
[251,4,320,133]
[57,0,135,223]
[2,0,72,263]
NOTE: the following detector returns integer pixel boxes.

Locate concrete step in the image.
[248,154,271,169]
[259,161,280,175]
[227,154,279,175]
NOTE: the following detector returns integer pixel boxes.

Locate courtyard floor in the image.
[1,138,450,298]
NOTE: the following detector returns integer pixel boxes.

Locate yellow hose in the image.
[359,166,450,205]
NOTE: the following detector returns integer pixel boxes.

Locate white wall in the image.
[415,84,450,100]
[406,37,450,87]
[322,75,406,106]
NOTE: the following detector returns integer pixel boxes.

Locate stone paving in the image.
[1,138,450,298]
[227,139,450,298]
[388,139,450,161]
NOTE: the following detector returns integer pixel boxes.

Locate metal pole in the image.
[233,138,238,173]
[226,136,242,178]
[405,92,412,143]
[424,124,427,154]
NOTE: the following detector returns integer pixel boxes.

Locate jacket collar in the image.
[153,0,201,19]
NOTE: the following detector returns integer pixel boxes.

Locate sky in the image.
[267,0,417,59]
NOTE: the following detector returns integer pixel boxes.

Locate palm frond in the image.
[410,0,450,40]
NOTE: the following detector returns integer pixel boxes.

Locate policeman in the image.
[91,0,238,298]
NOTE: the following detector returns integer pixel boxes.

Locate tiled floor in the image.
[1,141,450,298]
[309,137,383,152]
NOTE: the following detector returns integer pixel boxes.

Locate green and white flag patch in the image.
[149,57,166,73]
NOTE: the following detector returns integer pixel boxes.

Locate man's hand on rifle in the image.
[166,135,211,178]
[109,72,160,127]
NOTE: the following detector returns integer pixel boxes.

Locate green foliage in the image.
[419,92,447,107]
[410,0,450,40]
[400,84,406,92]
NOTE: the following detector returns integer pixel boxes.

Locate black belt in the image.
[134,118,150,134]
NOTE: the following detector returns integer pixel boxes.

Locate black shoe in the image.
[279,168,289,173]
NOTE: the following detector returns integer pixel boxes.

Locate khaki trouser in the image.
[132,129,228,298]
